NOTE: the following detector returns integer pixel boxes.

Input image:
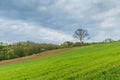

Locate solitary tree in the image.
[73,29,89,43]
[103,38,113,42]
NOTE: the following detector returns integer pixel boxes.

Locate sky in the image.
[0,0,120,44]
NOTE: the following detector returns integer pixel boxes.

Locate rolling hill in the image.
[0,42,120,80]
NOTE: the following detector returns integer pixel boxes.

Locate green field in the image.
[0,42,120,80]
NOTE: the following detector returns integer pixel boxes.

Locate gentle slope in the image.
[0,42,120,80]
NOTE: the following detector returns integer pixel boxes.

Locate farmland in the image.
[0,42,120,80]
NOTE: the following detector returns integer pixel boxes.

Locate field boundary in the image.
[0,48,76,66]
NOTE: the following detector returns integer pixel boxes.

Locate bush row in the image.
[0,41,89,61]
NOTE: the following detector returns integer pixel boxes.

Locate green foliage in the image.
[60,41,90,48]
[0,41,60,61]
[13,46,25,57]
[0,41,89,61]
[0,42,120,80]
[0,45,4,49]
[61,41,74,48]
[0,53,4,60]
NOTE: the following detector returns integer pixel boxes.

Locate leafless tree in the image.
[103,38,113,42]
[73,29,89,43]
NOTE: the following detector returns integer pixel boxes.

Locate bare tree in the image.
[73,29,89,43]
[103,38,113,42]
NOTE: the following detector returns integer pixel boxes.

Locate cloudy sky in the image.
[0,0,120,44]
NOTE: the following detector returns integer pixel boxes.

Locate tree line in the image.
[0,28,115,61]
[0,41,89,61]
[0,41,59,60]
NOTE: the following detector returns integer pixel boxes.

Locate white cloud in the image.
[51,0,120,41]
[0,0,120,42]
[0,18,74,43]
[101,17,120,28]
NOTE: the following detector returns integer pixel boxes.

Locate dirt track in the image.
[0,48,75,66]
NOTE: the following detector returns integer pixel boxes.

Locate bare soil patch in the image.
[0,48,75,66]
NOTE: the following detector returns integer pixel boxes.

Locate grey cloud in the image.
[0,0,120,43]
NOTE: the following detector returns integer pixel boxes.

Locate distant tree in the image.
[103,38,113,42]
[73,29,89,43]
[0,42,3,45]
[61,41,74,48]
[0,45,4,50]
[13,46,25,57]
[0,41,60,61]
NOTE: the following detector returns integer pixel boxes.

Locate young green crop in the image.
[0,42,120,80]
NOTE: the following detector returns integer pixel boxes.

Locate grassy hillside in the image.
[0,42,120,80]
